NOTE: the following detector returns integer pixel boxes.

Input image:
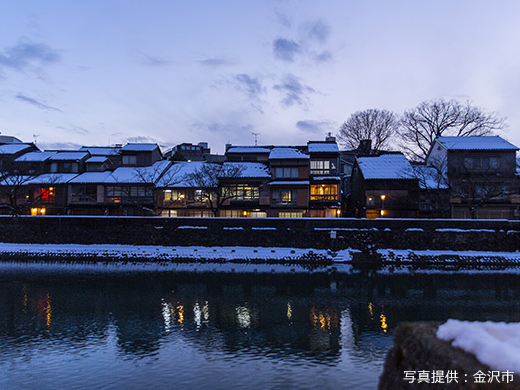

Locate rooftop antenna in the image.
[252,132,259,146]
[33,134,39,144]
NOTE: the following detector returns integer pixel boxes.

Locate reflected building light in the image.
[161,299,173,332]
[286,302,293,320]
[368,302,374,319]
[202,301,210,324]
[193,302,202,329]
[380,314,388,333]
[236,306,252,328]
[310,307,339,330]
[177,304,184,326]
[45,294,52,330]
[22,284,28,313]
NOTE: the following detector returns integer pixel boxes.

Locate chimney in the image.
[325,132,336,142]
[357,139,372,155]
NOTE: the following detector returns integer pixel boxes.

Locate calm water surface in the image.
[1,264,519,389]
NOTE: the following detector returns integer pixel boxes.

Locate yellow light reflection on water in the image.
[287,302,292,320]
[380,313,388,333]
[177,305,184,325]
[368,302,373,319]
[45,294,52,330]
[310,307,338,330]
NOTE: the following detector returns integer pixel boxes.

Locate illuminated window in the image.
[310,184,338,200]
[164,190,185,201]
[279,211,304,218]
[310,160,337,175]
[40,187,55,203]
[272,189,297,205]
[223,184,260,201]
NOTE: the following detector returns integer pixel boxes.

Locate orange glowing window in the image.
[40,187,55,203]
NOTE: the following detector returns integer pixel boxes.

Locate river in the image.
[0,264,519,389]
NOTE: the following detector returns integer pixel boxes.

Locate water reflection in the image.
[0,269,519,389]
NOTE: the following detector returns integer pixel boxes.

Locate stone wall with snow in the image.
[0,216,519,252]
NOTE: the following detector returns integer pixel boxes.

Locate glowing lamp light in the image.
[380,195,386,201]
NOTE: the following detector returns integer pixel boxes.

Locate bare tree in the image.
[451,166,512,219]
[399,99,507,162]
[336,109,398,151]
[186,163,244,217]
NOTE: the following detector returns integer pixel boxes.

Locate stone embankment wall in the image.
[0,216,519,251]
[379,322,520,389]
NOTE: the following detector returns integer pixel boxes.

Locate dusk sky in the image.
[1,1,520,154]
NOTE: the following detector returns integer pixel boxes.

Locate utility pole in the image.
[252,132,259,146]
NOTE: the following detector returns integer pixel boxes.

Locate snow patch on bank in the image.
[437,319,520,372]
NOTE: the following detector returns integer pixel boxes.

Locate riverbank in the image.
[1,216,520,252]
[1,242,520,273]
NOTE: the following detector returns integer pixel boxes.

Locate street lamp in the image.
[380,194,386,217]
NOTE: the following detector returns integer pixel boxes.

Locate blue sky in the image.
[1,0,520,154]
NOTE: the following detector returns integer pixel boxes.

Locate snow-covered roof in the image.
[413,165,449,189]
[79,146,121,156]
[25,173,79,185]
[15,151,57,162]
[108,160,171,184]
[357,154,415,180]
[307,142,339,153]
[226,147,271,154]
[157,161,208,187]
[269,181,310,186]
[49,151,90,161]
[69,171,113,184]
[0,135,22,144]
[269,147,309,160]
[86,156,109,163]
[121,143,159,152]
[436,136,519,151]
[0,143,33,155]
[312,176,341,181]
[221,162,270,178]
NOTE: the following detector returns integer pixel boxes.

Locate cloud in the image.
[275,11,292,28]
[314,50,332,63]
[39,141,82,151]
[56,125,89,135]
[15,93,62,112]
[273,39,301,62]
[233,73,264,99]
[302,19,330,43]
[296,120,332,134]
[198,58,235,69]
[127,136,160,144]
[273,74,315,107]
[136,51,172,67]
[0,41,60,73]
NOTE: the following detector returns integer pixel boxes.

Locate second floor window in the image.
[310,160,337,175]
[310,184,338,201]
[122,155,137,166]
[272,189,297,205]
[275,167,299,178]
[164,190,185,201]
[39,187,55,203]
[463,156,499,169]
[223,184,259,201]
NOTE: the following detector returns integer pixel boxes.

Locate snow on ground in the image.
[0,242,351,262]
[437,319,520,372]
[378,249,520,261]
